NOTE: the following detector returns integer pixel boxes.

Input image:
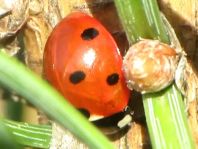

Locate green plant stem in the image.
[0,52,114,149]
[114,0,195,148]
[114,0,169,44]
[3,119,51,149]
[5,100,23,121]
[143,85,194,148]
[0,119,21,149]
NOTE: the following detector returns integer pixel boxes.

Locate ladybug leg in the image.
[117,106,133,129]
[92,110,131,136]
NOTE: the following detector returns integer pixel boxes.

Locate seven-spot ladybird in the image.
[43,12,130,120]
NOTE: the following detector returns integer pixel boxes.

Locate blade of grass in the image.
[3,119,52,149]
[0,51,114,149]
[5,100,23,121]
[0,119,21,149]
[143,85,193,148]
[114,0,169,44]
[114,0,195,148]
[4,31,26,122]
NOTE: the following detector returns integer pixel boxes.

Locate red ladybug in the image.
[43,12,130,120]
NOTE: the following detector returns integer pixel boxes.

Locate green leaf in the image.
[3,119,52,148]
[0,119,21,149]
[0,52,114,149]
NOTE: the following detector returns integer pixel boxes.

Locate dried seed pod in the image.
[0,0,29,41]
[123,39,178,93]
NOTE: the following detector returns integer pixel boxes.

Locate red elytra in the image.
[43,12,130,118]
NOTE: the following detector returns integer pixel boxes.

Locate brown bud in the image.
[123,39,178,93]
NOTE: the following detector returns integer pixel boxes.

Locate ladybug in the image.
[43,12,130,120]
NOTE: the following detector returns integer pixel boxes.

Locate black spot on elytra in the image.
[79,109,90,118]
[69,71,85,84]
[106,73,119,85]
[81,28,99,40]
